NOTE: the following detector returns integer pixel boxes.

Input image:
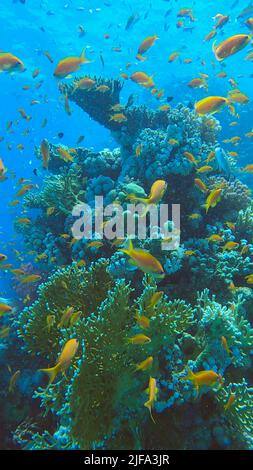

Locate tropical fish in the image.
[39,339,79,385]
[221,336,232,355]
[224,394,236,412]
[0,253,7,263]
[0,52,25,72]
[241,164,253,173]
[54,49,91,78]
[188,78,208,90]
[168,51,180,63]
[72,77,96,92]
[144,377,158,423]
[194,178,208,193]
[127,180,167,205]
[183,151,199,165]
[109,113,127,123]
[196,165,213,174]
[120,239,164,277]
[0,303,12,316]
[214,14,229,29]
[181,368,222,397]
[20,274,42,284]
[57,147,74,163]
[58,307,75,328]
[245,274,253,284]
[212,34,251,61]
[195,96,235,116]
[0,326,10,338]
[127,334,151,344]
[9,370,21,393]
[130,71,154,88]
[222,242,239,251]
[136,356,153,371]
[205,189,222,213]
[135,314,150,329]
[137,35,158,55]
[207,234,223,242]
[96,85,110,93]
[148,291,163,309]
[46,315,56,333]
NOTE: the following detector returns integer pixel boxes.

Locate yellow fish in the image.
[120,239,164,278]
[127,180,167,205]
[136,356,153,372]
[213,34,251,61]
[181,368,222,397]
[127,334,151,345]
[222,241,239,251]
[144,377,158,423]
[9,370,21,393]
[205,189,222,213]
[54,49,91,78]
[195,96,235,116]
[224,394,236,412]
[39,338,79,385]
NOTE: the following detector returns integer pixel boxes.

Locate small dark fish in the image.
[165,9,172,18]
[47,10,55,16]
[76,135,85,144]
[166,96,174,103]
[126,94,134,108]
[33,169,38,176]
[231,0,239,8]
[58,132,64,139]
[125,13,140,30]
[13,0,26,3]
[100,53,105,68]
[238,3,253,19]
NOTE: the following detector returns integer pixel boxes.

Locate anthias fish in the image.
[39,339,79,384]
[213,34,251,61]
[54,49,91,78]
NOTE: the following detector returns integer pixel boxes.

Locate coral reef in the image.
[7,73,253,450]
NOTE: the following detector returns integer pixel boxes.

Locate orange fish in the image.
[138,35,159,54]
[39,339,79,385]
[181,368,222,397]
[213,34,251,61]
[195,96,235,116]
[41,139,50,169]
[0,52,25,72]
[120,240,164,278]
[54,49,91,78]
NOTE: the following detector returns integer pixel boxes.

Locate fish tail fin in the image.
[126,193,145,203]
[212,40,222,61]
[181,367,195,382]
[120,238,134,256]
[80,48,91,63]
[144,400,156,424]
[39,365,59,385]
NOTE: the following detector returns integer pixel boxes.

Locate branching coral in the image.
[24,169,85,215]
[17,260,112,358]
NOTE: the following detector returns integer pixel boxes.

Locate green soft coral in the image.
[17,259,113,358]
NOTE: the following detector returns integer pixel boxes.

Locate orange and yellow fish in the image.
[39,338,79,385]
[0,52,25,73]
[213,34,251,61]
[54,49,91,78]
